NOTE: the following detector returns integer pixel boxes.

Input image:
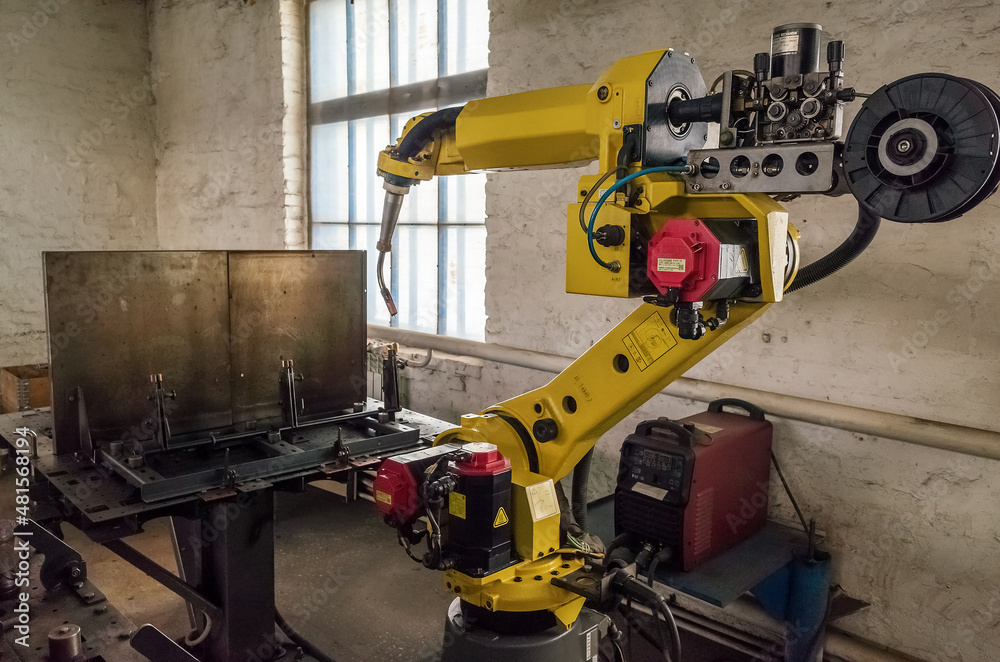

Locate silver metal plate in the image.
[44,251,366,455]
[685,143,836,194]
[44,252,233,453]
[645,51,708,165]
[229,251,366,423]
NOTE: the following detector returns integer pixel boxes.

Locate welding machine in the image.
[615,399,772,571]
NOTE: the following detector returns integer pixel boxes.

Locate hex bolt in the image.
[691,183,703,191]
[720,182,732,190]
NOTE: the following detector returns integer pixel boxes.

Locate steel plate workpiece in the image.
[44,251,233,454]
[43,251,366,456]
[229,251,366,423]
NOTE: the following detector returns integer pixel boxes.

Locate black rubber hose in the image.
[395,106,464,160]
[276,608,337,662]
[786,205,881,293]
[571,448,594,533]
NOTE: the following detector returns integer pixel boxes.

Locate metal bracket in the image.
[104,538,223,622]
[279,359,305,428]
[686,142,836,194]
[130,624,200,662]
[25,519,106,604]
[149,374,177,451]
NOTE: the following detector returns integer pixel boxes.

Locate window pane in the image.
[393,0,438,86]
[443,226,486,340]
[312,223,350,249]
[351,0,390,95]
[443,172,486,224]
[311,123,350,222]
[351,116,391,223]
[309,0,490,339]
[351,224,392,327]
[444,0,489,75]
[310,0,349,102]
[396,225,439,334]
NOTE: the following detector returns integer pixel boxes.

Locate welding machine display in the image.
[614,399,773,571]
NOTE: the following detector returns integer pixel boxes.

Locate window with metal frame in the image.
[309,0,489,340]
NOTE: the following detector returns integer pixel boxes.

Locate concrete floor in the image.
[2,462,752,661]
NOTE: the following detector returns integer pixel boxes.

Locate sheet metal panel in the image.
[44,252,233,453]
[228,251,366,423]
[44,251,367,455]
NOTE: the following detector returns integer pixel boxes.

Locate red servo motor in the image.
[646,218,755,302]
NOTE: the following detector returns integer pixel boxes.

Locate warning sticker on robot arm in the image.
[622,312,677,371]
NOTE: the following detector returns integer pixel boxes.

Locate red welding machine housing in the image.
[614,399,773,571]
[646,218,755,302]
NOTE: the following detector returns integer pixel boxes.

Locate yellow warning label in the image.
[739,248,749,272]
[656,257,687,273]
[526,480,560,521]
[449,492,467,519]
[693,423,723,434]
[622,312,677,371]
[376,491,392,505]
[493,506,509,528]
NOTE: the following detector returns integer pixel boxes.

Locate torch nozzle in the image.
[376,183,410,317]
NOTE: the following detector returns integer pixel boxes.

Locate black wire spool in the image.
[843,73,1000,223]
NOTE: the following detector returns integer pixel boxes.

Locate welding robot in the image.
[369,23,1000,662]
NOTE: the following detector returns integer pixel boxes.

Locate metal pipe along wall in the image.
[368,324,1000,462]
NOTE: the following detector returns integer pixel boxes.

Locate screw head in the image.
[597,85,610,100]
[691,182,703,191]
[721,182,732,190]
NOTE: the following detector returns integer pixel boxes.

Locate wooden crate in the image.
[1,364,51,413]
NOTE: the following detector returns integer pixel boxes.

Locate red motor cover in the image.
[373,443,462,526]
[451,442,510,476]
[647,218,722,302]
[373,455,421,525]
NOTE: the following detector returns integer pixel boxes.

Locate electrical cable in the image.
[276,608,337,662]
[654,599,682,662]
[646,548,672,587]
[617,602,669,661]
[770,450,809,535]
[579,166,627,232]
[397,534,424,564]
[616,572,682,662]
[571,448,593,532]
[785,204,881,293]
[588,165,689,271]
[183,611,212,647]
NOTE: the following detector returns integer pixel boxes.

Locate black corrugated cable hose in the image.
[571,448,594,532]
[394,106,464,161]
[785,205,881,293]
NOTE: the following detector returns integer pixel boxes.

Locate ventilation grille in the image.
[615,490,683,545]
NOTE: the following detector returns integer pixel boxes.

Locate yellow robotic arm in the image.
[371,24,1000,660]
[374,47,794,630]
